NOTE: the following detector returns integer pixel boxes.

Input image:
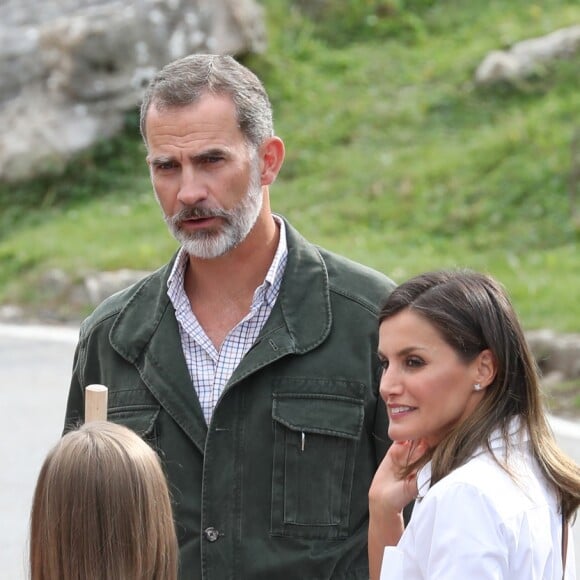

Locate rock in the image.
[527,329,580,380]
[548,334,580,379]
[527,328,558,372]
[0,0,266,182]
[0,304,26,323]
[475,24,580,85]
[474,50,521,85]
[40,268,74,298]
[84,269,151,305]
[542,370,566,390]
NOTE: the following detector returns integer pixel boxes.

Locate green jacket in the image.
[64,220,395,580]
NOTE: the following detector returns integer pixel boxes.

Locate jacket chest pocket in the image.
[270,393,363,539]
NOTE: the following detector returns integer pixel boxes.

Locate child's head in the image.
[30,421,178,580]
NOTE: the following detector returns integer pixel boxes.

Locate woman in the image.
[30,421,178,580]
[369,270,579,579]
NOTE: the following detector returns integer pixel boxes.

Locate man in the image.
[64,54,395,579]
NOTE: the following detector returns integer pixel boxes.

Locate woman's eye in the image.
[406,357,424,368]
[378,356,389,371]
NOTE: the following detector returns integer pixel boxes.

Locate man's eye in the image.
[201,155,224,164]
[155,162,177,171]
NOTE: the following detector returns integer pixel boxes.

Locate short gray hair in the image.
[140,54,274,148]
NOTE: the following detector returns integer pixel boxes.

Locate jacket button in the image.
[204,527,220,542]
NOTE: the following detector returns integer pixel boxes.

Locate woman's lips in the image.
[388,405,417,418]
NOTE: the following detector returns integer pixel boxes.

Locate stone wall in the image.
[0,0,266,182]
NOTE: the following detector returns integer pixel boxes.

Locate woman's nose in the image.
[379,366,403,401]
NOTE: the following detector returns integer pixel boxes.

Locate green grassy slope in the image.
[0,0,578,330]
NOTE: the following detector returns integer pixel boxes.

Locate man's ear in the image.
[475,349,497,390]
[259,136,285,186]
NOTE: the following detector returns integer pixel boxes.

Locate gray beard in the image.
[164,164,263,260]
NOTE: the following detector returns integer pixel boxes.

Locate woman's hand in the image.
[368,439,429,580]
[370,439,428,516]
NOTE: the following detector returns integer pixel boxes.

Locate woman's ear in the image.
[474,349,497,390]
[259,136,285,186]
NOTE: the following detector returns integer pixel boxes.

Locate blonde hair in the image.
[30,421,178,580]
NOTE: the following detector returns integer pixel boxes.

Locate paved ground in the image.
[0,324,78,579]
[1,323,579,579]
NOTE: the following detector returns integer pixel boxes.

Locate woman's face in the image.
[378,309,486,447]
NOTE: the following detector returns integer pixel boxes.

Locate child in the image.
[30,420,178,579]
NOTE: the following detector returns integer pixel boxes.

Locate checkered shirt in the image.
[167,217,288,424]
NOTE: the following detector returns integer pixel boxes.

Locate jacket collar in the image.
[108,216,332,449]
[268,216,331,352]
[110,216,331,359]
[224,218,332,386]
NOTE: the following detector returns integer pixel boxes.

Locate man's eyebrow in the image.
[193,147,231,160]
[148,155,175,166]
[148,147,232,166]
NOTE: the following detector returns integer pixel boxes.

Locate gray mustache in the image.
[170,206,230,224]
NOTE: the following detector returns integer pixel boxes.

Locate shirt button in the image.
[204,527,220,542]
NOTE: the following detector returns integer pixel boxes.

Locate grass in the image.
[0,0,579,333]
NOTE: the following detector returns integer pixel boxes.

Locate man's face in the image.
[145,94,264,259]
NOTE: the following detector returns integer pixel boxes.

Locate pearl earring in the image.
[474,383,482,391]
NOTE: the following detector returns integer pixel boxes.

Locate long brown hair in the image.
[379,270,580,521]
[30,421,178,580]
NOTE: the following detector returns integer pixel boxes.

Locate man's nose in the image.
[177,166,209,206]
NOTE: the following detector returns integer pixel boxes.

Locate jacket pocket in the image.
[270,392,363,539]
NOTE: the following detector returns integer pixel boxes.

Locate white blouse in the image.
[380,423,576,579]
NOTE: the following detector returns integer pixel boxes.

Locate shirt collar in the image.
[255,214,287,307]
[167,215,288,308]
[167,246,189,290]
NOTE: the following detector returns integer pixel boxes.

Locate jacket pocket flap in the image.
[272,394,363,439]
[107,405,160,437]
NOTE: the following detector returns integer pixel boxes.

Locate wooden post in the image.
[85,384,108,423]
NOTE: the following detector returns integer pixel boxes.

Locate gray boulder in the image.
[475,24,580,85]
[0,0,266,182]
[527,329,580,381]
